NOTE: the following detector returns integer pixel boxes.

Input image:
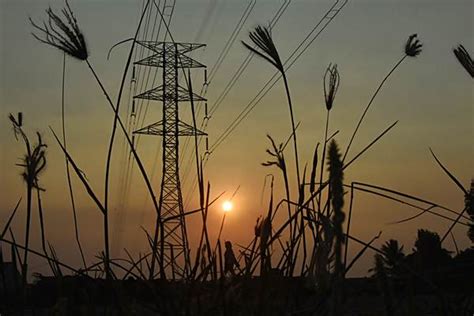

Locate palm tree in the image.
[372,254,395,316]
[380,239,405,277]
[369,239,405,279]
[60,53,87,270]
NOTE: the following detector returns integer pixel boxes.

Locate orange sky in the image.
[1,0,472,277]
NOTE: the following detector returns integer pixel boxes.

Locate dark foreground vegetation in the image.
[2,229,473,315]
[2,267,473,315]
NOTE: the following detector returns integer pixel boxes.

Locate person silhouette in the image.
[200,247,207,273]
[224,241,239,276]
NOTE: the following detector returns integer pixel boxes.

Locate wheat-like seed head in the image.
[323,64,340,111]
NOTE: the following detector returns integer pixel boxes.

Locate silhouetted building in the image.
[0,245,21,299]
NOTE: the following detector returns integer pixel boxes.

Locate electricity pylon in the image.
[133,41,206,278]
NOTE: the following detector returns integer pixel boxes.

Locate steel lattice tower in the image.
[133,41,206,278]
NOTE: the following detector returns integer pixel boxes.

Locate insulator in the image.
[132,66,136,80]
[205,102,208,117]
[131,100,136,114]
[204,69,208,85]
[205,137,209,151]
[18,112,23,127]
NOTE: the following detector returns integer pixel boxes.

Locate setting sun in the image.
[222,200,233,212]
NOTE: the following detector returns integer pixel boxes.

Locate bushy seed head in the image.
[405,34,422,57]
[30,0,88,61]
[242,25,284,73]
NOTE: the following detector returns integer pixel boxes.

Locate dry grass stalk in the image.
[429,148,470,243]
[345,231,381,275]
[319,65,339,199]
[188,72,212,280]
[102,0,151,278]
[318,64,340,255]
[343,34,422,162]
[9,229,23,270]
[9,114,47,287]
[1,198,22,239]
[0,238,82,276]
[348,181,469,224]
[243,25,301,187]
[59,53,87,270]
[262,135,295,273]
[31,0,155,280]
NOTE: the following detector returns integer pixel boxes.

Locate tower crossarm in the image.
[135,53,205,69]
[133,120,207,137]
[134,84,206,102]
[136,41,205,55]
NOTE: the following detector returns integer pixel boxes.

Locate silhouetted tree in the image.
[412,229,451,272]
[378,239,405,278]
[372,254,395,316]
[452,247,474,282]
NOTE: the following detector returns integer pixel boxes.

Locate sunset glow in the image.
[0,1,471,312]
[222,200,233,212]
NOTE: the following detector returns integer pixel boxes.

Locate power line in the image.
[179,0,260,187]
[114,0,154,223]
[181,0,294,208]
[112,0,159,256]
[209,0,348,153]
[208,0,256,82]
[182,0,348,208]
[207,0,291,118]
